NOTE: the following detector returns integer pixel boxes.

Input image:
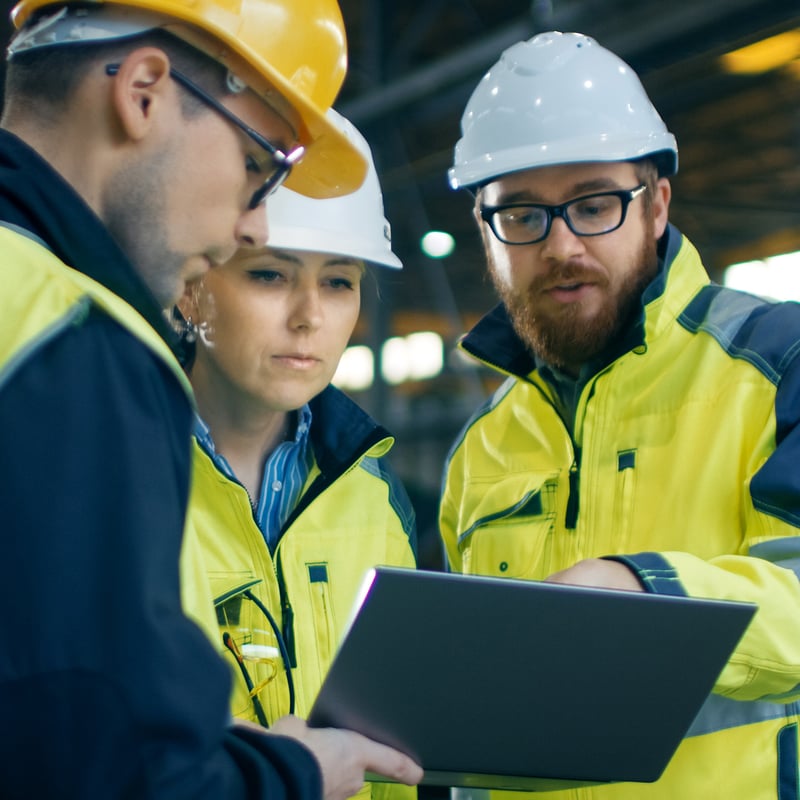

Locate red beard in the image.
[491,232,659,374]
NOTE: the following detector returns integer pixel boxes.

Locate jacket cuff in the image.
[602,552,687,596]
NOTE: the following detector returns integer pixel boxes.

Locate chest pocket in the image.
[458,475,559,579]
[306,563,337,678]
[212,576,288,723]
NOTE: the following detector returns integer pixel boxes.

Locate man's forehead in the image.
[481,161,638,203]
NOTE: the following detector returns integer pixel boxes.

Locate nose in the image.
[289,284,323,331]
[539,216,586,261]
[234,203,269,249]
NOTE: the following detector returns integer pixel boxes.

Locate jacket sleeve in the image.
[613,351,800,704]
[0,312,321,800]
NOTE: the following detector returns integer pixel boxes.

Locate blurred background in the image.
[1,0,798,572]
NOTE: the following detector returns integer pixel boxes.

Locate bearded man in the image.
[440,31,800,800]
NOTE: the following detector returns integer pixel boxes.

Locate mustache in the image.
[531,262,607,291]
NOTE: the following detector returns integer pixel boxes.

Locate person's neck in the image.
[194,376,293,502]
[220,418,291,504]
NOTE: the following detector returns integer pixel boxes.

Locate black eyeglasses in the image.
[480,184,647,245]
[105,64,305,209]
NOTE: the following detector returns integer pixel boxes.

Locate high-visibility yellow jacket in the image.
[1,219,322,796]
[440,226,800,800]
[0,228,191,393]
[181,384,417,800]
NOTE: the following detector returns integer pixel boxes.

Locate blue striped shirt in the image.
[193,404,314,552]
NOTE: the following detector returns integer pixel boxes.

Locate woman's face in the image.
[183,246,363,413]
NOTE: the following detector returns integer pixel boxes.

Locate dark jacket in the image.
[0,129,321,799]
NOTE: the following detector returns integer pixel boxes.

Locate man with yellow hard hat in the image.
[0,1,422,798]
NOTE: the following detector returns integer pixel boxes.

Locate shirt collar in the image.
[193,404,313,462]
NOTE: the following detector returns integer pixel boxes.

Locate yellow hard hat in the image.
[9,0,366,198]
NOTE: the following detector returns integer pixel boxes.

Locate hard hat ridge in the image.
[449,31,678,190]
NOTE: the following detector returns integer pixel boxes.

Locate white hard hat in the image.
[265,109,402,269]
[449,31,678,190]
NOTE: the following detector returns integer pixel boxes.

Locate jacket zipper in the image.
[275,553,297,668]
[565,447,581,530]
[526,375,583,532]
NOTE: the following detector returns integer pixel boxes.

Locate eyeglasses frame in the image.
[105,63,305,209]
[479,183,648,246]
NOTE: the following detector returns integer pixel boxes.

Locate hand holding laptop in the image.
[545,557,645,592]
[267,715,423,800]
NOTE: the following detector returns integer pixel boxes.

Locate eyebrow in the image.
[322,257,365,273]
[263,250,365,273]
[263,248,303,265]
[490,177,628,206]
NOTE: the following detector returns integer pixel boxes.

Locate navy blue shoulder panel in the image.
[360,455,418,558]
[678,285,800,386]
[679,285,800,527]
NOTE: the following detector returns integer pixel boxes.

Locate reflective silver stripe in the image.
[451,789,490,800]
[686,693,800,737]
[0,221,51,252]
[766,687,800,703]
[751,538,800,578]
[0,298,89,393]
[745,540,800,700]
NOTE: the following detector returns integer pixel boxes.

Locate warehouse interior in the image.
[1,0,798,571]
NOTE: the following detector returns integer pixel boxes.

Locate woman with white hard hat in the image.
[178,109,417,800]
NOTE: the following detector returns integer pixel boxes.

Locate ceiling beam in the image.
[340,18,531,124]
[340,0,793,126]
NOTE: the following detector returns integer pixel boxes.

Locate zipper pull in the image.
[565,452,580,529]
[282,600,297,668]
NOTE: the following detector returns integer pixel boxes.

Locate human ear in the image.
[472,190,498,256]
[109,47,173,141]
[471,193,482,227]
[652,177,671,239]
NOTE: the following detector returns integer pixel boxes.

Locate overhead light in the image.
[720,29,800,74]
[381,332,444,385]
[332,345,374,391]
[723,250,800,301]
[421,231,455,259]
[333,333,446,390]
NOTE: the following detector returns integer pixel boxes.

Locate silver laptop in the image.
[308,566,756,791]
